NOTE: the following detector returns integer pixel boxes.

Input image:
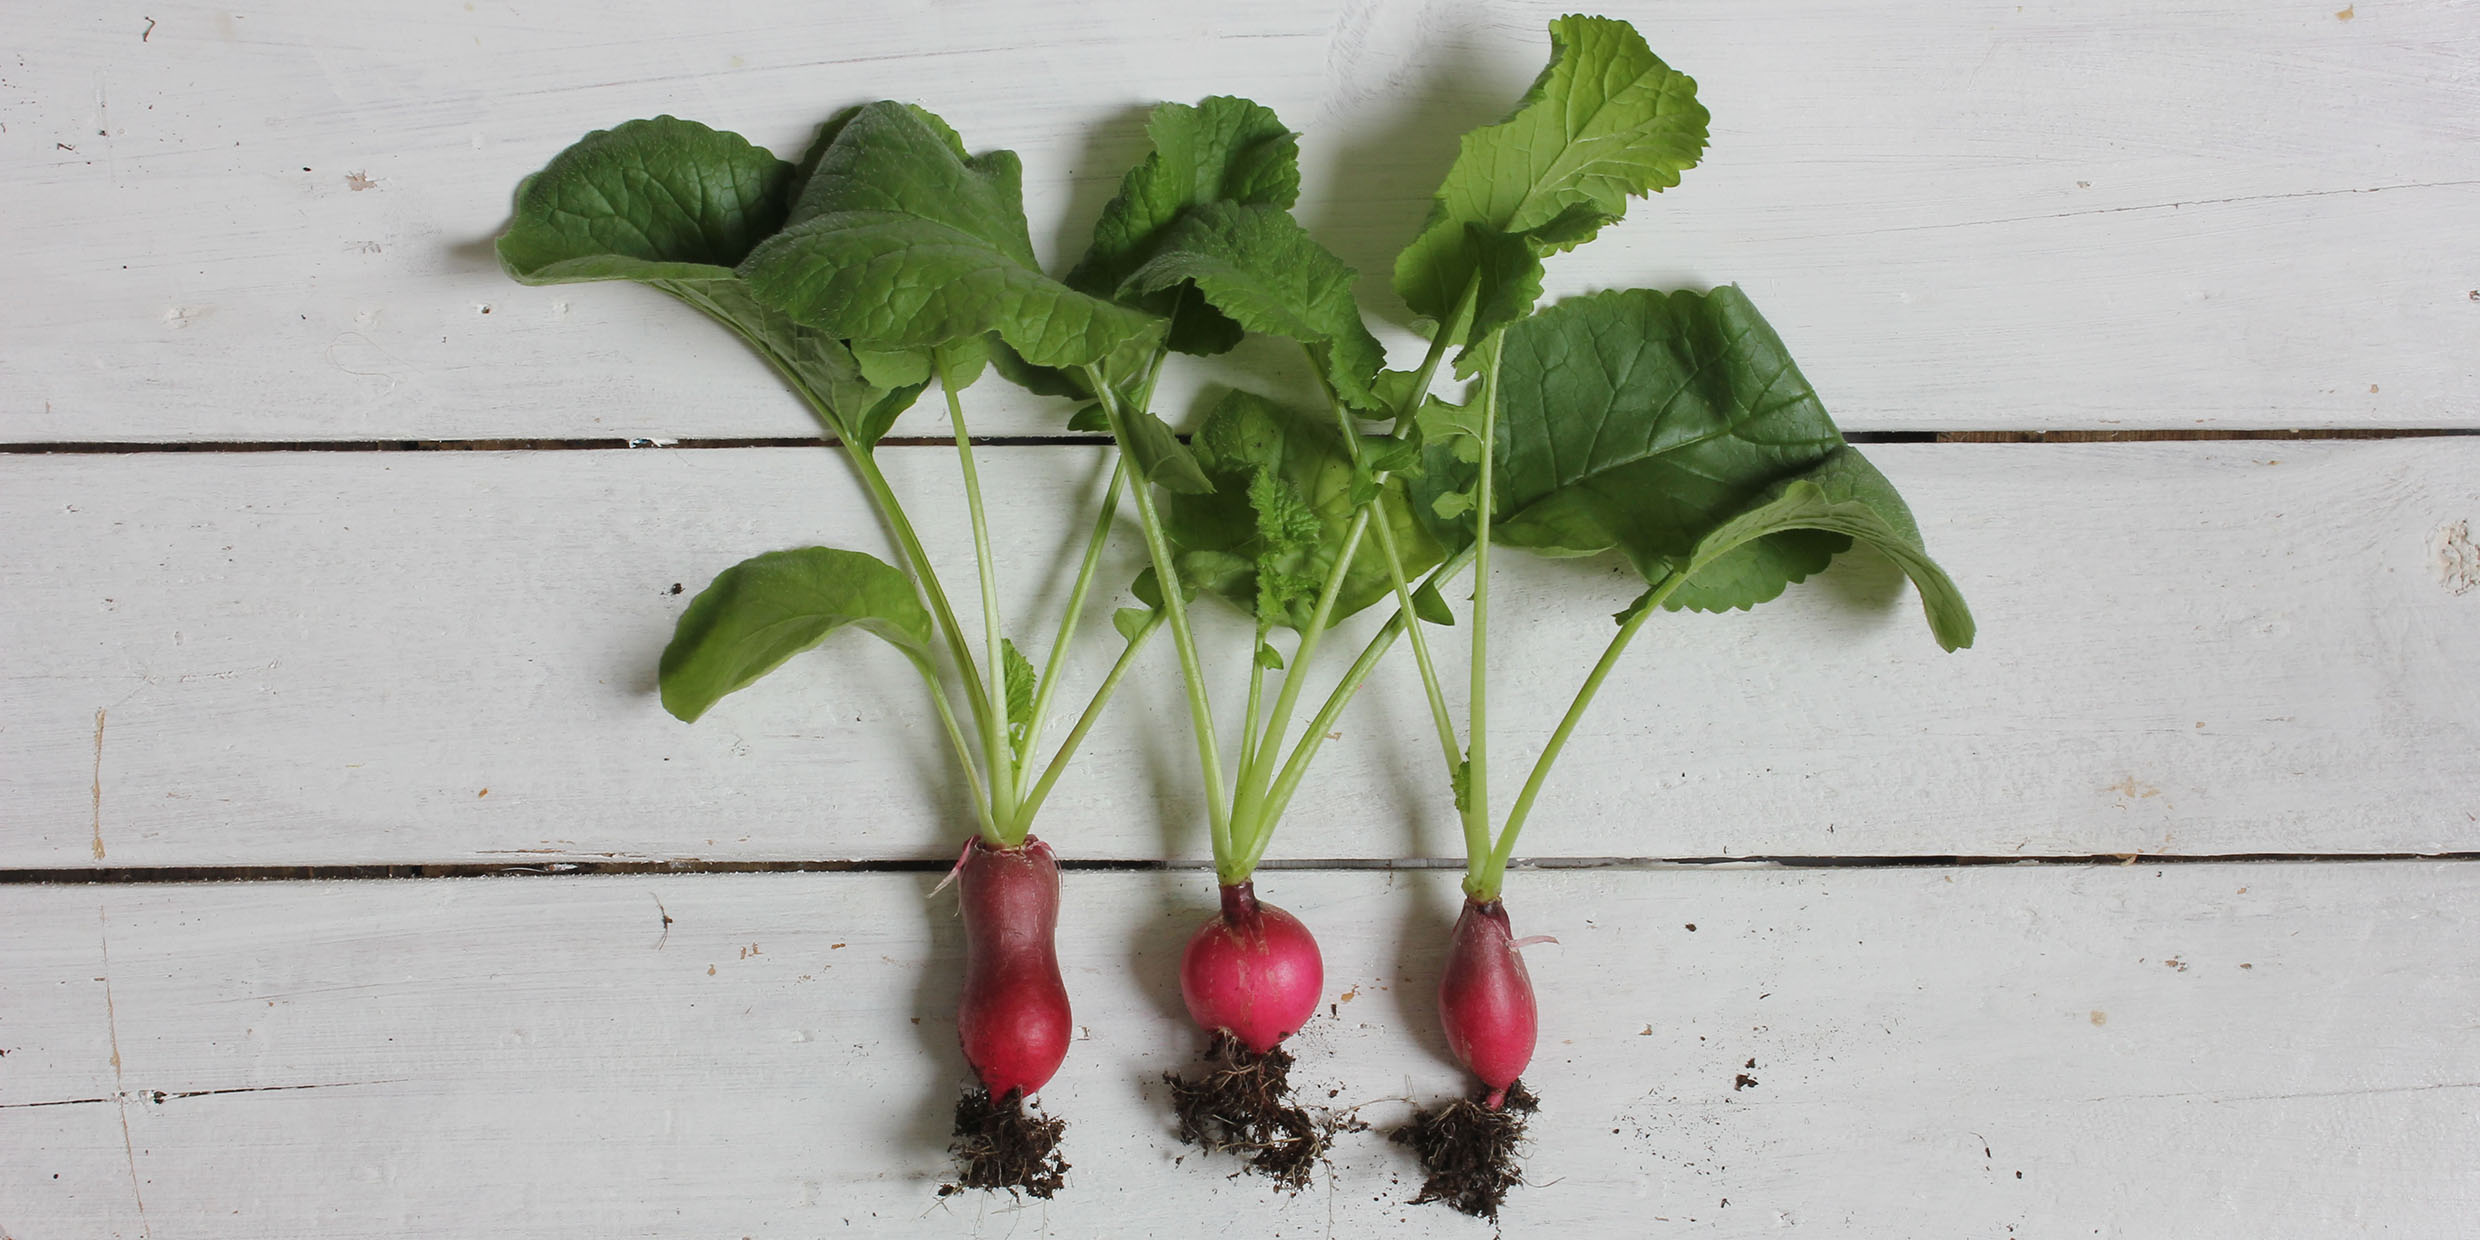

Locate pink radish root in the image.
[1179,881,1323,1053]
[1438,897,1540,1109]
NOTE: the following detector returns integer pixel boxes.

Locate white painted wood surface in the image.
[8,1,2480,1234]
[4,866,2476,1237]
[5,0,2476,442]
[6,439,2477,868]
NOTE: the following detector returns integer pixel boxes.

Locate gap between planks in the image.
[4,851,2478,886]
[1,427,2476,455]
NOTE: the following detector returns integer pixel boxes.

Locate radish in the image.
[1179,881,1323,1055]
[957,836,1071,1098]
[944,836,1074,1197]
[1436,898,1537,1110]
[1353,17,1977,1217]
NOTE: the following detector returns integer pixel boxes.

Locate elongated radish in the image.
[1180,882,1323,1055]
[1436,898,1537,1110]
[957,836,1071,1098]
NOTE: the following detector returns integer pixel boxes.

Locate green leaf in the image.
[498,116,795,285]
[1067,96,1301,355]
[1392,16,1708,345]
[852,346,933,390]
[1254,642,1287,671]
[658,547,933,723]
[1403,385,1490,550]
[496,116,921,445]
[987,336,1096,403]
[1119,202,1388,409]
[1131,566,1196,611]
[1066,404,1109,433]
[738,101,1164,369]
[935,337,989,393]
[1664,448,1976,650]
[1123,409,1214,495]
[1111,606,1155,644]
[1002,637,1038,758]
[1161,390,1445,630]
[1489,286,1851,603]
[1411,578,1455,626]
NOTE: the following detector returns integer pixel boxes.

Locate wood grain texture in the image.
[5,0,2475,443]
[4,865,2476,1237]
[6,440,2475,868]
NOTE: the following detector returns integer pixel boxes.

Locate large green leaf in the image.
[1629,449,1975,649]
[737,101,1163,370]
[1162,391,1445,630]
[1392,16,1708,344]
[1489,285,1853,610]
[1067,96,1301,356]
[495,116,920,446]
[659,547,935,723]
[1120,202,1388,410]
[498,116,794,284]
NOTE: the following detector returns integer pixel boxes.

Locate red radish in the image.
[1180,882,1324,1055]
[956,836,1072,1098]
[1437,898,1538,1109]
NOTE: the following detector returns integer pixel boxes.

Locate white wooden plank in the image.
[5,0,2475,443]
[3,865,2475,1236]
[4,440,2476,867]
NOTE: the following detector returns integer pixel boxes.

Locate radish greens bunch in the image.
[495,10,1978,1209]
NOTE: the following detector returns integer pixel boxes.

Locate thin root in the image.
[1395,1079,1538,1220]
[942,1086,1068,1199]
[1164,1033,1354,1192]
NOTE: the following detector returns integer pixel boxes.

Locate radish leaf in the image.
[659,547,935,723]
[496,116,924,447]
[1002,638,1038,759]
[498,115,793,284]
[1489,286,1852,609]
[1122,408,1214,495]
[1119,202,1386,410]
[1068,96,1300,356]
[1163,391,1443,629]
[1638,447,1976,649]
[738,101,1163,369]
[1393,15,1708,344]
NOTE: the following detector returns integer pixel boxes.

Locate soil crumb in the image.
[1164,1033,1346,1191]
[942,1086,1067,1199]
[1395,1080,1539,1220]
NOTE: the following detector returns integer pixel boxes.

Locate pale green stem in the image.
[1307,347,1464,801]
[1014,613,1164,829]
[1013,458,1126,805]
[1463,330,1505,893]
[943,379,1019,827]
[1478,577,1678,898]
[1238,619,1271,781]
[1229,502,1374,857]
[668,293,996,793]
[912,657,1001,845]
[1240,546,1476,878]
[1084,368,1232,856]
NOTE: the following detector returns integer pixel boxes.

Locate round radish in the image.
[1437,897,1538,1108]
[1179,882,1323,1054]
[956,836,1072,1098]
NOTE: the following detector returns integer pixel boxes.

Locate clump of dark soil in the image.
[1164,1033,1347,1191]
[942,1086,1067,1199]
[1394,1080,1538,1220]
